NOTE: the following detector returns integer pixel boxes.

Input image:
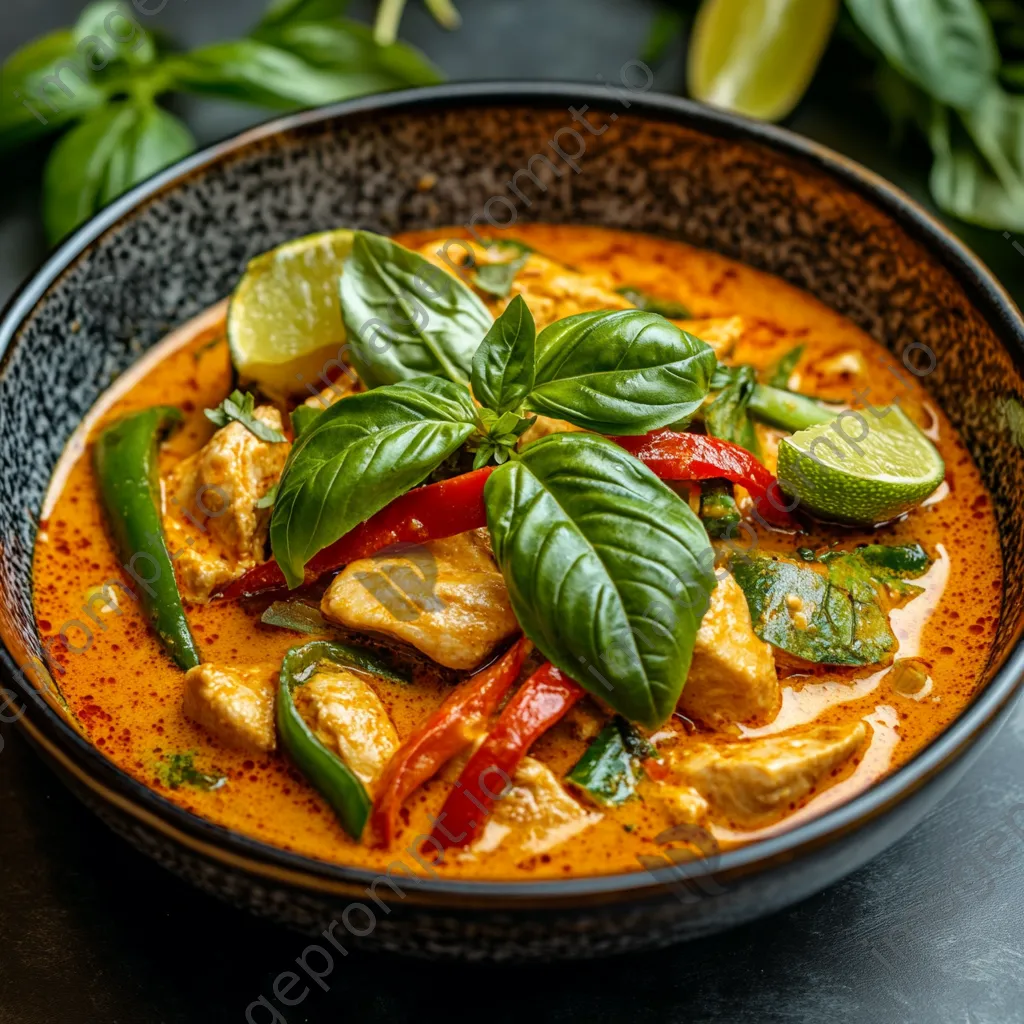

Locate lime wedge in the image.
[688,0,839,122]
[777,405,945,525]
[227,229,355,400]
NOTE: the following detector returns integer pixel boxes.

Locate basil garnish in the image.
[731,544,931,666]
[485,433,715,728]
[473,249,530,298]
[705,363,760,455]
[340,231,492,389]
[470,294,536,416]
[270,376,478,587]
[616,285,691,319]
[525,309,717,435]
[204,389,287,443]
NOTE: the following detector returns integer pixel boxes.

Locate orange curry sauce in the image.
[32,226,1002,879]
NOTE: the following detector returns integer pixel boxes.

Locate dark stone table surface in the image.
[1,2,1022,1021]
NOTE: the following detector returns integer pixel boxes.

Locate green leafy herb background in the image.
[2,0,1023,242]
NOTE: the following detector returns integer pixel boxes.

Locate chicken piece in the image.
[473,756,602,858]
[321,531,519,670]
[677,316,745,361]
[518,414,588,448]
[672,721,868,827]
[646,781,710,827]
[679,572,779,729]
[416,238,632,328]
[299,665,399,789]
[183,662,278,753]
[163,406,288,602]
[302,369,362,410]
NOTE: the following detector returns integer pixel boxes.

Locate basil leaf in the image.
[205,390,287,442]
[473,250,529,298]
[855,542,931,576]
[705,364,760,455]
[290,404,322,439]
[846,0,999,108]
[42,103,137,242]
[172,39,398,109]
[616,285,691,320]
[767,344,805,388]
[255,482,279,509]
[0,30,107,150]
[699,482,741,539]
[470,294,536,415]
[74,1,156,67]
[262,19,442,88]
[258,0,350,28]
[121,104,194,186]
[340,231,493,389]
[732,545,931,666]
[271,376,478,587]
[526,310,716,435]
[567,716,656,806]
[485,433,715,727]
[928,88,1024,231]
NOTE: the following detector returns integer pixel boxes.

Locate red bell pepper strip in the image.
[613,430,795,528]
[369,637,529,846]
[219,466,494,599]
[429,662,585,853]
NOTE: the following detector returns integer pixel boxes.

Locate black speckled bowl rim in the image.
[3,82,1024,906]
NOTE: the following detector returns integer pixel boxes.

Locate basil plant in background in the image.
[0,0,451,243]
[660,0,1024,232]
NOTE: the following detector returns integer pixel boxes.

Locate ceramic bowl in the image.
[2,83,1023,960]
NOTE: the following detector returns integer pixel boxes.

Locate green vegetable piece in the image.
[470,294,536,415]
[161,751,226,791]
[746,381,835,432]
[767,344,805,388]
[567,716,656,806]
[699,482,742,539]
[205,389,288,442]
[485,433,716,728]
[616,285,691,319]
[277,641,375,839]
[527,310,717,435]
[853,542,931,577]
[472,249,530,298]
[705,363,760,455]
[731,544,931,666]
[339,230,492,389]
[270,376,478,588]
[261,603,410,683]
[93,406,200,670]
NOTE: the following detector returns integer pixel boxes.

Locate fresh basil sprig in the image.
[485,432,716,728]
[470,294,536,415]
[525,309,717,434]
[270,376,477,587]
[205,389,288,442]
[340,231,493,389]
[2,0,443,242]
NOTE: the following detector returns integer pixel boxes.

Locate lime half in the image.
[777,405,945,525]
[227,229,355,400]
[688,0,839,122]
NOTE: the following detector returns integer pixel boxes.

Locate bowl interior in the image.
[2,89,1023,881]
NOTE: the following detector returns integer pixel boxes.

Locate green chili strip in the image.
[261,605,411,684]
[277,640,380,839]
[93,406,200,671]
[747,383,835,432]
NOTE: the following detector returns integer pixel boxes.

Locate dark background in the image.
[2,2,1023,1022]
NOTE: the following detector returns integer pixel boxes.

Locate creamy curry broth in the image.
[32,225,1002,879]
